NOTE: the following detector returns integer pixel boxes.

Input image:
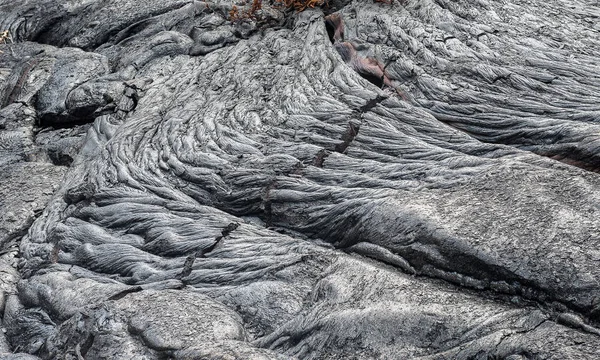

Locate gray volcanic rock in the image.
[1,0,600,359]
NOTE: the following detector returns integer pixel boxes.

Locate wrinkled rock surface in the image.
[1,0,600,358]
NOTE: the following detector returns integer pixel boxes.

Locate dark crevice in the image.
[311,148,330,167]
[177,255,195,280]
[178,222,238,281]
[63,182,97,205]
[45,149,74,167]
[78,333,96,357]
[36,114,97,129]
[492,73,512,84]
[107,286,144,301]
[325,13,344,43]
[358,94,387,113]
[262,182,276,228]
[29,14,70,45]
[360,69,387,89]
[220,222,239,237]
[544,153,600,173]
[334,121,360,153]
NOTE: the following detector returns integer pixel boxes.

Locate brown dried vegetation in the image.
[231,0,399,21]
[228,0,398,21]
[276,0,325,11]
[0,30,12,54]
[0,30,11,45]
[229,0,266,21]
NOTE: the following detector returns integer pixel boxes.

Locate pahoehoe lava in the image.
[1,0,600,359]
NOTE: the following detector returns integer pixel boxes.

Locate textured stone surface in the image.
[1,0,600,358]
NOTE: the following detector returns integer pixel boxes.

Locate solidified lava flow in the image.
[1,0,600,358]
